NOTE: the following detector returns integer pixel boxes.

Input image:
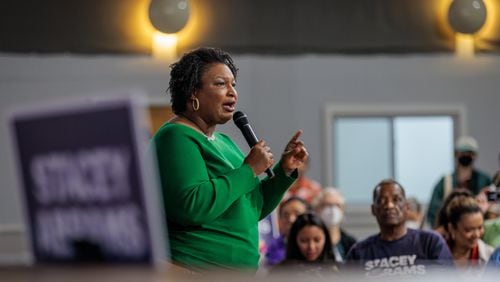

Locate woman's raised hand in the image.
[281,130,308,175]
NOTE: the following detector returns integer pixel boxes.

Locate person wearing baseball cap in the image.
[426,136,492,228]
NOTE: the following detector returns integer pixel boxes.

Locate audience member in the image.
[482,247,500,279]
[265,197,311,266]
[483,217,500,248]
[346,179,453,277]
[445,196,494,270]
[433,189,474,240]
[484,203,500,220]
[427,136,491,227]
[313,187,356,262]
[282,159,322,204]
[488,247,500,266]
[406,197,424,229]
[483,171,500,248]
[272,213,337,276]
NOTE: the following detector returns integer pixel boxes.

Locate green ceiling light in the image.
[448,0,487,34]
[149,0,190,34]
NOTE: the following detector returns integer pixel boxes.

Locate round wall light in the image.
[448,0,487,34]
[149,0,190,34]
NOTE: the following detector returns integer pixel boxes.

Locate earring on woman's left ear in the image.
[192,97,200,111]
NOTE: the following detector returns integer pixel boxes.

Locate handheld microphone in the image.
[233,111,275,178]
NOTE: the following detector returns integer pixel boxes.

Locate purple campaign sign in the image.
[9,95,166,265]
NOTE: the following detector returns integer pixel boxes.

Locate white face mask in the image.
[320,206,343,227]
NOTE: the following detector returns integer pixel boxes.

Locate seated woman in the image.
[433,188,473,240]
[445,195,494,272]
[271,213,337,277]
[265,196,311,266]
[312,187,356,263]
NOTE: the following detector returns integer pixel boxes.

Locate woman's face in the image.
[278,200,307,236]
[296,225,326,261]
[451,211,484,250]
[194,63,237,125]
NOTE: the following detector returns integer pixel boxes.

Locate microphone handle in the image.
[241,124,275,178]
[265,167,275,178]
[242,124,258,147]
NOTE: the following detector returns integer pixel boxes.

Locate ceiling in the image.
[1,0,499,55]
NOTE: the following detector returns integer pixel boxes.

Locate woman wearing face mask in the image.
[313,187,356,263]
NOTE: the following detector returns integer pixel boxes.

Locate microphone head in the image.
[233,111,248,129]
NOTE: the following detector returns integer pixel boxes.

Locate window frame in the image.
[322,103,466,189]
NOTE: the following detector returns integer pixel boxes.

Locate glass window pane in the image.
[394,116,454,203]
[334,118,392,203]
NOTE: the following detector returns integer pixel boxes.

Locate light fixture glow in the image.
[153,32,178,61]
[455,33,475,58]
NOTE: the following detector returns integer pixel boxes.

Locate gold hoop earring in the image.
[192,97,200,111]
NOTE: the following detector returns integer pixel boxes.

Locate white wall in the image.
[1,53,500,227]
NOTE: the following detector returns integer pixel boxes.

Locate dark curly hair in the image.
[286,213,335,263]
[167,47,238,115]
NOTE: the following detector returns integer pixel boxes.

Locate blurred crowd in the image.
[257,136,500,278]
